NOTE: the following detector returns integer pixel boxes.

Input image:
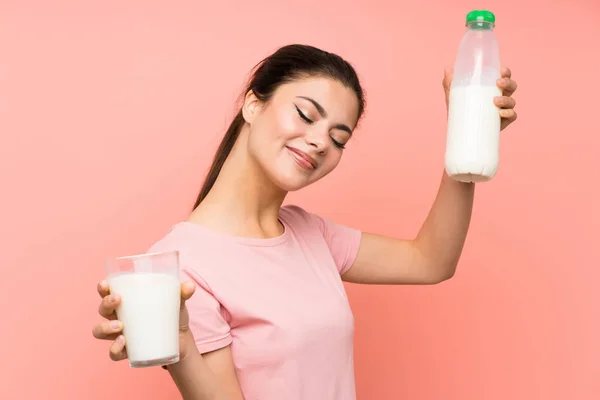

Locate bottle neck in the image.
[467,21,494,30]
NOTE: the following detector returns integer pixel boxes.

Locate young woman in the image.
[92,44,518,399]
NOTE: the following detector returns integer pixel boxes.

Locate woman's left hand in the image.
[443,67,518,131]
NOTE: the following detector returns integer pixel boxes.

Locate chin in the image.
[260,155,335,192]
[273,176,313,192]
[270,169,318,192]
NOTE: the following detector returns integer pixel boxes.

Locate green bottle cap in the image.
[466,10,495,24]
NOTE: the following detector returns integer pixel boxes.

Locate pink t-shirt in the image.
[148,205,362,400]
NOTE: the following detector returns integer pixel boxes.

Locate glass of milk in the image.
[105,250,181,368]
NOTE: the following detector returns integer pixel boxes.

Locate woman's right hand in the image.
[92,279,197,362]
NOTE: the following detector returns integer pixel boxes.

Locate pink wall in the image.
[2,1,599,399]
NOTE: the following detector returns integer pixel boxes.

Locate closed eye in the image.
[331,138,345,149]
[295,105,313,124]
[295,104,346,150]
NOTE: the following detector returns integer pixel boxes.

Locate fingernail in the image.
[110,294,119,303]
[110,321,121,330]
[117,335,125,344]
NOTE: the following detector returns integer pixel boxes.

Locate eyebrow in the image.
[296,96,353,135]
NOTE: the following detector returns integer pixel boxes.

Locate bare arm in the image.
[341,68,518,286]
[167,332,244,400]
[343,172,474,285]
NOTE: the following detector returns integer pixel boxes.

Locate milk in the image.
[108,271,181,368]
[445,10,502,183]
[445,85,502,182]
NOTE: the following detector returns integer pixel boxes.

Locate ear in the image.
[241,90,262,124]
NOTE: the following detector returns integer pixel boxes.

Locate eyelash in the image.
[294,105,346,149]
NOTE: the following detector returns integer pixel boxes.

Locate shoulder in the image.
[281,205,363,275]
[279,204,324,231]
[144,222,228,277]
[280,204,312,221]
[145,222,207,255]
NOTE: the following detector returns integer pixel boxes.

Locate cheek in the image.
[248,111,299,160]
[318,153,343,176]
[273,109,304,141]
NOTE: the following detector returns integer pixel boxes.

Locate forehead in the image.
[274,76,360,127]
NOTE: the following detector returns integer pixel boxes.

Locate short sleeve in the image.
[308,211,363,276]
[181,267,233,354]
[280,205,363,275]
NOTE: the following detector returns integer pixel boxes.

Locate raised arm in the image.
[343,172,473,285]
[342,68,518,286]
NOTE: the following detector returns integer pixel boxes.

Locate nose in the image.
[304,126,329,155]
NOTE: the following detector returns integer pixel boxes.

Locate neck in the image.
[188,127,287,238]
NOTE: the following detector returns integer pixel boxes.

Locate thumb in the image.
[442,66,453,90]
[180,280,196,303]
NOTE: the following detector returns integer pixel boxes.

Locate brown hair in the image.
[193,44,366,209]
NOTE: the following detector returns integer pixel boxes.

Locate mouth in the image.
[286,146,318,170]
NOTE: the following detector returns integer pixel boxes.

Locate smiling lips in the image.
[286,146,317,170]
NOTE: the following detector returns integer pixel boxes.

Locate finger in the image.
[442,66,453,90]
[97,280,110,298]
[180,280,196,309]
[500,109,517,122]
[501,67,512,79]
[109,335,128,361]
[494,96,516,109]
[92,320,123,340]
[98,293,120,320]
[497,77,517,96]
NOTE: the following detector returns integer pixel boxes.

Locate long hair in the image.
[193,44,366,209]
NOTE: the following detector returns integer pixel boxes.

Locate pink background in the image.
[2,0,599,399]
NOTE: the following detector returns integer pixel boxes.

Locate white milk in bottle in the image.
[445,10,502,183]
